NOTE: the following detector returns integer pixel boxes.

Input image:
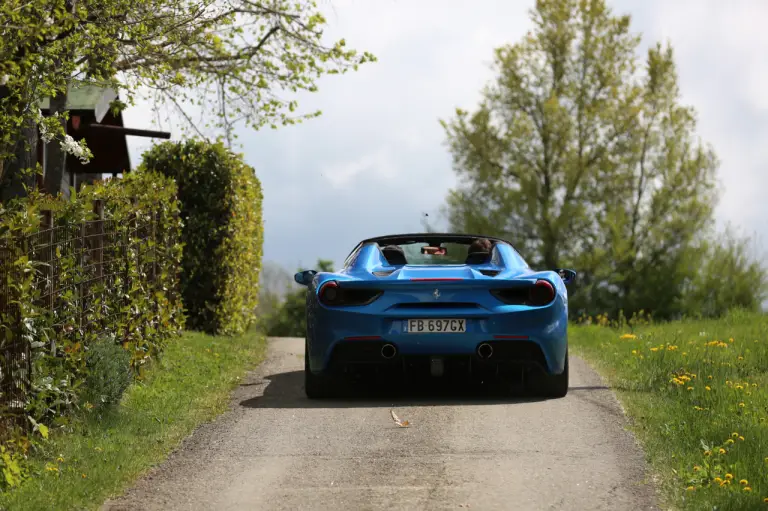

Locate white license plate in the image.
[406,318,467,333]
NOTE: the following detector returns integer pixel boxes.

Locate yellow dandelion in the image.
[726,439,735,445]
[719,448,727,454]
[729,337,734,343]
[57,456,65,463]
[687,387,694,391]
[739,402,746,408]
[714,477,723,484]
[693,465,701,472]
[745,487,752,492]
[736,385,744,390]
[764,497,768,503]
[620,333,637,340]
[686,486,695,491]
[651,347,659,352]
[738,356,744,361]
[704,450,712,456]
[708,375,713,380]
[631,350,638,355]
[725,474,734,480]
[732,432,739,438]
[706,386,711,391]
[740,479,749,486]
[81,473,87,479]
[739,436,745,441]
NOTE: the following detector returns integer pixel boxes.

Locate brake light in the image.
[409,278,463,281]
[490,280,556,306]
[319,281,340,305]
[318,281,383,307]
[528,280,555,306]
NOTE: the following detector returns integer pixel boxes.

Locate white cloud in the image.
[321,149,396,188]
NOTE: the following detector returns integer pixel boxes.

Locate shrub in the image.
[138,140,264,335]
[0,170,184,489]
[81,335,132,407]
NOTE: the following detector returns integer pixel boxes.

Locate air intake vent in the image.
[479,269,500,277]
[373,270,395,277]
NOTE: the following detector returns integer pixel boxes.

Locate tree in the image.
[439,0,740,318]
[264,259,333,337]
[679,226,767,319]
[1,0,375,197]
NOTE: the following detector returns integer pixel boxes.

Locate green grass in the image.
[0,329,266,511]
[571,310,768,511]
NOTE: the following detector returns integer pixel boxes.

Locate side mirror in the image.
[294,269,317,286]
[555,268,577,285]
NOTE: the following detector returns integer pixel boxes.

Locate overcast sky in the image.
[123,0,768,273]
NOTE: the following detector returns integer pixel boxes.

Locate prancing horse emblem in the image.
[433,289,441,300]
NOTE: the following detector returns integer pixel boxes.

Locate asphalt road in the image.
[102,337,658,511]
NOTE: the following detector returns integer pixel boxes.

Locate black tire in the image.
[304,340,335,399]
[530,351,569,398]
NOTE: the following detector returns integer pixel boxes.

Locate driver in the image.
[468,237,492,253]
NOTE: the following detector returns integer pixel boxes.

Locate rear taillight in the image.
[319,281,340,305]
[528,280,555,306]
[318,281,382,307]
[490,280,556,306]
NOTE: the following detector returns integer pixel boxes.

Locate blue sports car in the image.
[294,233,576,399]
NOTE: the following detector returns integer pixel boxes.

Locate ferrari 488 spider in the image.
[294,233,576,399]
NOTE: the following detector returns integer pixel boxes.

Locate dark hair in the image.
[468,238,492,253]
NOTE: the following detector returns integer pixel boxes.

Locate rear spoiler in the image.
[333,277,542,290]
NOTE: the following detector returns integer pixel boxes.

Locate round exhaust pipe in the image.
[381,343,397,359]
[477,342,494,360]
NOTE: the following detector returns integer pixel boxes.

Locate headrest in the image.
[465,251,491,265]
[382,245,407,266]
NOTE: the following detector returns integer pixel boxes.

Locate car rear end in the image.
[305,267,568,386]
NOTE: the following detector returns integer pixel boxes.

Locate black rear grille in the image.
[477,341,547,368]
[373,270,395,277]
[330,340,392,365]
[479,269,500,277]
[392,302,480,309]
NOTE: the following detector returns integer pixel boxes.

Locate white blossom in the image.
[39,122,53,143]
[60,135,90,164]
[0,75,8,86]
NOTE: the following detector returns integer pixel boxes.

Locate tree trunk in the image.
[43,87,70,199]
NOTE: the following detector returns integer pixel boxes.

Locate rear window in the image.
[395,242,472,265]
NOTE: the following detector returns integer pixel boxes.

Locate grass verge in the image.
[0,329,266,511]
[570,309,768,511]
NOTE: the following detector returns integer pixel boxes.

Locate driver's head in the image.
[469,238,492,253]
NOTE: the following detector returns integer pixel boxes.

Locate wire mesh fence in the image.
[0,200,167,435]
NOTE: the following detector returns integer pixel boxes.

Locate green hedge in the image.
[137,140,264,336]
[0,171,184,490]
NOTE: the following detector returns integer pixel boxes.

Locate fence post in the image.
[40,210,55,355]
[92,200,104,285]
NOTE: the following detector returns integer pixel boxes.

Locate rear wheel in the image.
[304,339,336,399]
[530,351,569,398]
